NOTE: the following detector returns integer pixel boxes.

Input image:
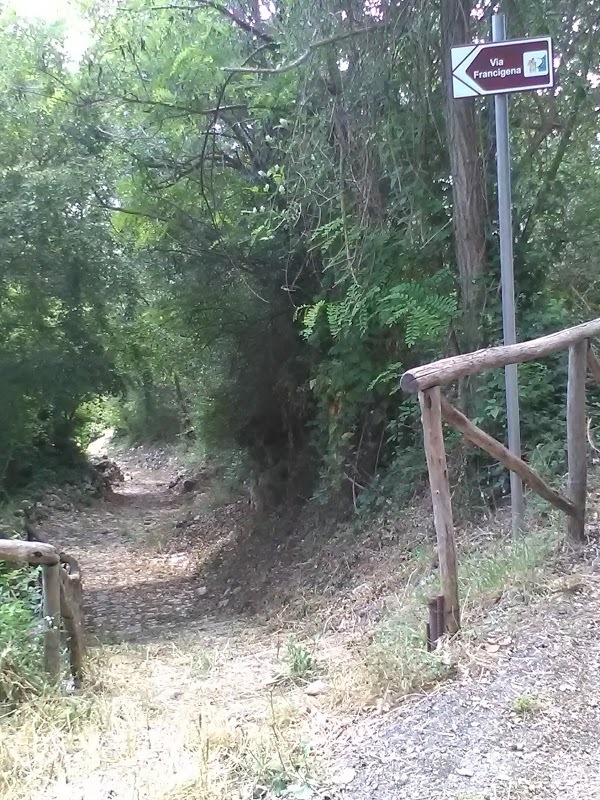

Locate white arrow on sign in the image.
[451,44,482,98]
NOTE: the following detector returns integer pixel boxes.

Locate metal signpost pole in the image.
[450,22,553,533]
[492,12,524,534]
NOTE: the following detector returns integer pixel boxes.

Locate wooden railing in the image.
[0,539,85,685]
[401,317,600,638]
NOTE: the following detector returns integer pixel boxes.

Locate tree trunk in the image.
[173,372,195,439]
[440,0,488,354]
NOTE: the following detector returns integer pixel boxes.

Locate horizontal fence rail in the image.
[401,318,600,394]
[401,318,600,643]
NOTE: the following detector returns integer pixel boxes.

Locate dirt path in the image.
[7,449,339,800]
[8,449,600,800]
[45,451,215,642]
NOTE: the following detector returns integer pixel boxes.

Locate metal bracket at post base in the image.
[426,595,446,652]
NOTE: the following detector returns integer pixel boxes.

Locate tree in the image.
[0,15,129,488]
[440,0,488,354]
[2,0,600,504]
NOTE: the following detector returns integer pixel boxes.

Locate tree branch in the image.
[223,24,386,74]
[93,191,170,223]
[118,96,251,115]
[517,29,598,250]
[145,2,276,43]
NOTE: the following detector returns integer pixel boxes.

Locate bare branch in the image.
[144,2,276,43]
[119,96,251,115]
[223,24,386,74]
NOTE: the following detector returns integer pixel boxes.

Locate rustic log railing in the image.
[401,317,600,638]
[0,540,85,685]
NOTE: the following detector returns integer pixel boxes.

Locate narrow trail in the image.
[12,449,600,800]
[20,449,315,800]
[44,451,248,643]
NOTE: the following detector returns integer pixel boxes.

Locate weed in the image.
[361,523,560,703]
[162,696,317,800]
[455,795,488,800]
[190,647,215,677]
[367,610,452,697]
[284,640,315,679]
[1,634,323,800]
[512,692,544,717]
[459,530,558,613]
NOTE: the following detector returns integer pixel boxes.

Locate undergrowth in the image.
[0,566,44,707]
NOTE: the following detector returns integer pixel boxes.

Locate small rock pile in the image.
[90,458,125,486]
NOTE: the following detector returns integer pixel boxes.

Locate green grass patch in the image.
[283,640,315,680]
[512,692,545,717]
[460,529,558,612]
[365,522,561,700]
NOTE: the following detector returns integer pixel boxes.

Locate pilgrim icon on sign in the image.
[523,50,549,78]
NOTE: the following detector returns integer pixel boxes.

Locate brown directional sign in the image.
[452,37,553,98]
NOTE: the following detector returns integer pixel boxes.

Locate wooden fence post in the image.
[0,540,85,687]
[567,339,588,541]
[60,570,85,684]
[419,386,460,634]
[42,563,61,684]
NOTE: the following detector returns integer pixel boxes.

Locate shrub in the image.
[0,566,44,706]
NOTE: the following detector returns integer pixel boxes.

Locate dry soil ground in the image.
[4,446,600,800]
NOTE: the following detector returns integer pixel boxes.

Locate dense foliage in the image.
[0,565,43,703]
[0,0,599,504]
[0,17,130,491]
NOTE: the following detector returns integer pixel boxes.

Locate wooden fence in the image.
[0,539,85,685]
[401,317,600,638]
